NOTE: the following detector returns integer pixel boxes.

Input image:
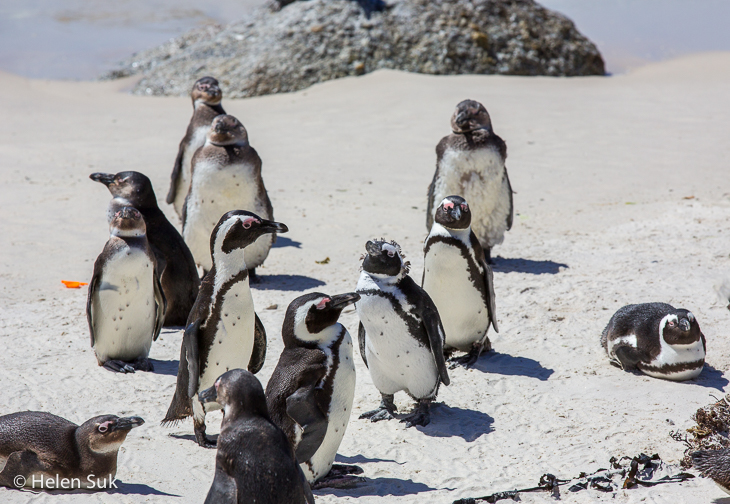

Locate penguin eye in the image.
[461,204,468,211]
[667,320,676,327]
[98,423,109,433]
[315,298,330,310]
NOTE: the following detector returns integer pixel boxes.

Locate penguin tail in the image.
[161,393,193,426]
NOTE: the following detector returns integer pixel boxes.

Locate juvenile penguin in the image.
[266,292,363,488]
[87,207,166,373]
[199,369,314,504]
[167,76,226,218]
[183,114,275,281]
[90,171,200,327]
[163,210,288,447]
[427,99,513,263]
[601,303,706,381]
[692,448,730,495]
[0,411,143,489]
[422,196,498,366]
[356,239,450,427]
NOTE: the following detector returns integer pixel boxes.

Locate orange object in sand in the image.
[61,280,88,289]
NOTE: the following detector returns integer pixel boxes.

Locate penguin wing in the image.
[203,468,237,504]
[286,382,328,463]
[481,257,499,333]
[427,138,448,231]
[248,313,267,374]
[86,258,104,347]
[0,450,47,488]
[358,322,368,368]
[504,166,514,231]
[183,319,202,398]
[166,137,186,204]
[152,265,167,341]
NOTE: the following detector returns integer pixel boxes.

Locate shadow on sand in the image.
[150,359,179,377]
[470,351,554,381]
[317,476,437,498]
[251,274,325,291]
[115,481,181,497]
[335,454,402,465]
[491,256,568,275]
[416,403,493,442]
[272,237,302,249]
[690,364,728,391]
[169,433,219,446]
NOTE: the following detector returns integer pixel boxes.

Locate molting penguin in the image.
[167,76,226,218]
[355,239,450,427]
[0,411,143,489]
[601,303,706,381]
[90,171,200,327]
[427,99,513,263]
[199,369,314,504]
[266,292,364,488]
[163,210,288,447]
[422,196,499,366]
[183,114,275,282]
[692,448,730,495]
[87,207,166,373]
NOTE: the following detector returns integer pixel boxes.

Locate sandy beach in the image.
[1,51,730,503]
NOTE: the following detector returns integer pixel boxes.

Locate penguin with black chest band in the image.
[0,411,143,490]
[601,302,706,381]
[692,448,730,495]
[87,207,166,373]
[198,369,314,504]
[183,114,275,282]
[427,99,513,263]
[422,196,498,367]
[266,292,364,488]
[355,239,450,428]
[90,171,200,327]
[163,210,288,447]
[167,76,226,218]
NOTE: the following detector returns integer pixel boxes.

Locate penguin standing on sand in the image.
[87,207,166,373]
[167,76,225,218]
[601,302,706,381]
[422,196,498,366]
[199,369,314,504]
[427,99,513,263]
[693,448,730,495]
[0,411,143,489]
[163,210,288,447]
[183,114,275,281]
[356,239,450,427]
[90,171,200,327]
[266,292,363,488]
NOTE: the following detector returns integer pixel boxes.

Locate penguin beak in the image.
[451,206,462,221]
[679,319,691,332]
[90,172,116,187]
[199,385,218,405]
[328,292,361,309]
[259,220,288,234]
[366,240,381,256]
[112,416,145,431]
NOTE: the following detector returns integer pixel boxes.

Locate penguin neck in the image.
[367,269,406,287]
[211,248,249,293]
[75,435,118,477]
[290,322,343,349]
[194,100,225,117]
[431,222,471,245]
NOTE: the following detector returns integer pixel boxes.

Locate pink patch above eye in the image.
[461,204,468,210]
[98,422,112,433]
[241,217,258,229]
[316,298,331,310]
[442,201,454,210]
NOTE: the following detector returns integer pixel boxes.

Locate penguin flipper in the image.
[482,259,499,334]
[203,468,237,504]
[418,300,450,387]
[504,166,514,231]
[613,344,648,371]
[286,385,328,463]
[299,465,315,504]
[184,319,202,399]
[0,450,45,488]
[358,322,368,368]
[166,138,186,205]
[86,268,101,348]
[248,313,267,374]
[152,265,167,341]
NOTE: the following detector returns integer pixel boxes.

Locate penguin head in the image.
[191,76,222,106]
[361,239,410,279]
[661,309,702,345]
[109,207,146,238]
[198,369,270,420]
[451,99,492,134]
[435,195,471,230]
[77,414,144,455]
[210,210,288,264]
[90,171,157,209]
[283,292,360,345]
[208,114,248,146]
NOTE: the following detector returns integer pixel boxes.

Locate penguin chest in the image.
[92,248,157,362]
[423,243,489,351]
[174,126,209,214]
[639,337,706,381]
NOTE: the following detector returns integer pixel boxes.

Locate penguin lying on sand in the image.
[0,411,143,489]
[601,303,706,381]
[266,292,364,488]
[356,239,450,427]
[199,369,314,504]
[693,448,730,495]
[163,210,288,447]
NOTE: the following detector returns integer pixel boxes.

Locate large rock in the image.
[104,0,605,97]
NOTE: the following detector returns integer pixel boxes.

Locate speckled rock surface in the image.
[103,0,605,97]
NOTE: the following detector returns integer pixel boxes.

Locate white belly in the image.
[641,339,706,381]
[92,248,156,363]
[432,147,511,248]
[422,242,490,351]
[173,126,208,217]
[184,160,273,271]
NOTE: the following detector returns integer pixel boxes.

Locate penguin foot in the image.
[401,401,431,428]
[359,394,396,422]
[194,424,217,448]
[449,340,492,369]
[103,360,136,373]
[131,357,154,372]
[311,465,365,489]
[248,268,260,284]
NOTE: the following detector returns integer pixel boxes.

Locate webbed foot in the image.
[103,360,136,373]
[311,465,365,489]
[401,399,431,428]
[359,394,396,422]
[449,340,492,369]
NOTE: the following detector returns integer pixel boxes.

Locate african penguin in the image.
[427,99,513,263]
[0,411,143,489]
[166,76,226,218]
[422,196,499,366]
[90,171,200,327]
[693,448,730,495]
[601,303,706,381]
[356,239,450,427]
[183,114,275,282]
[87,207,166,373]
[199,369,314,504]
[163,210,288,447]
[266,292,364,488]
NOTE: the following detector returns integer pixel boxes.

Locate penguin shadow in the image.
[712,498,730,504]
[113,481,181,497]
[149,359,180,377]
[272,236,302,249]
[491,256,568,275]
[250,274,325,291]
[690,363,729,391]
[415,403,493,442]
[169,433,219,445]
[335,454,402,465]
[318,477,438,498]
[470,351,554,381]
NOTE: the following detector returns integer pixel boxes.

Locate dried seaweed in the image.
[672,394,730,468]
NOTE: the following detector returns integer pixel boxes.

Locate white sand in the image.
[1,52,730,503]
